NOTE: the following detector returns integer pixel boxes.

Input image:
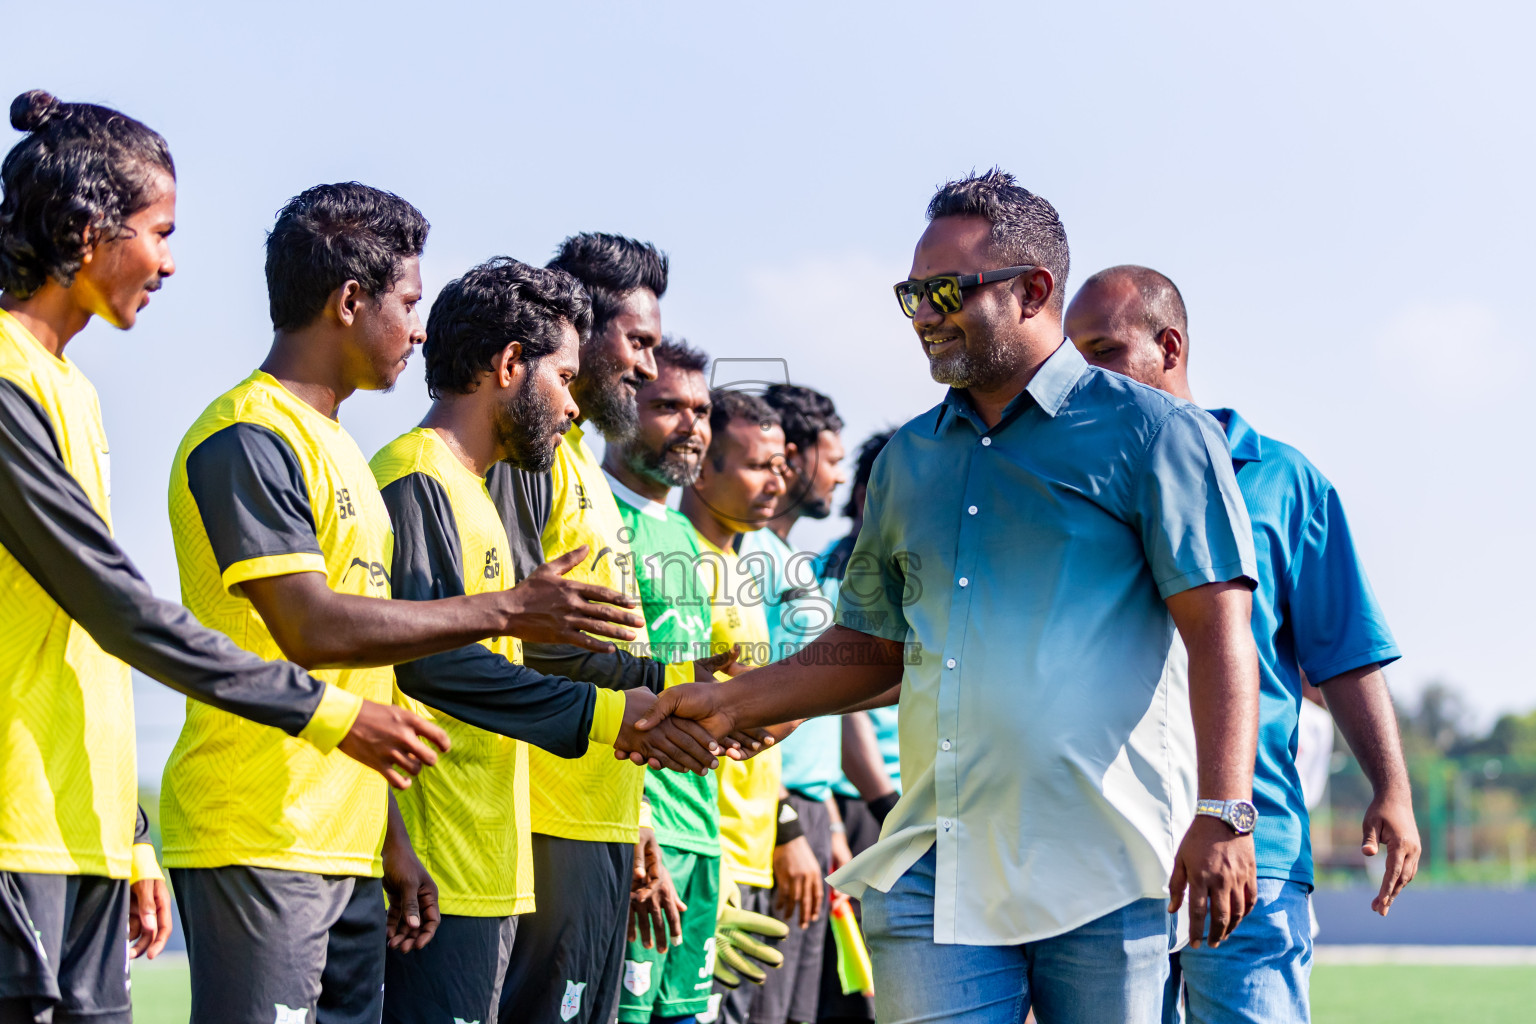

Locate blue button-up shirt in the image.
[1207,408,1399,887]
[827,341,1257,945]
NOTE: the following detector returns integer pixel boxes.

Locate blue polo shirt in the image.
[1207,408,1399,887]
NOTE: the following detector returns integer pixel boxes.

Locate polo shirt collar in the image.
[936,339,1086,435]
[602,469,669,520]
[1206,407,1263,466]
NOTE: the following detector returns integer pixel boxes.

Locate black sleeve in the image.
[134,805,151,845]
[521,642,666,694]
[382,471,597,758]
[0,380,326,734]
[184,423,322,574]
[486,460,554,580]
[485,460,667,693]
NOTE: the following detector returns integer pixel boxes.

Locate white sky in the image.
[6,0,1532,780]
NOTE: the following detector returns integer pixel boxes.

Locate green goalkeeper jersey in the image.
[607,473,720,856]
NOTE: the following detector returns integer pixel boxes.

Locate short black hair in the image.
[1079,264,1189,338]
[547,232,667,337]
[927,168,1070,311]
[844,428,894,519]
[424,257,592,400]
[0,90,175,298]
[707,389,779,469]
[654,335,709,376]
[762,384,843,453]
[265,182,429,331]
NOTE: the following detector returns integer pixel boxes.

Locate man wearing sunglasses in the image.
[624,168,1263,1024]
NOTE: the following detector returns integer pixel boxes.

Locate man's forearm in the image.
[244,575,511,670]
[1319,665,1410,796]
[395,645,596,759]
[841,712,896,801]
[721,627,904,729]
[1169,583,1260,799]
[836,683,901,715]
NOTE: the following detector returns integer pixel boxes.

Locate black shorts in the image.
[0,872,130,1024]
[172,865,385,1024]
[385,913,517,1024]
[500,835,632,1024]
[751,793,830,1024]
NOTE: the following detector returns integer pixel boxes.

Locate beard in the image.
[798,493,833,519]
[622,438,703,489]
[495,374,571,474]
[924,317,1025,391]
[573,343,644,443]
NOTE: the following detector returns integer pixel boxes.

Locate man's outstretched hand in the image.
[611,681,777,767]
[500,545,646,652]
[616,688,722,774]
[1168,816,1257,949]
[338,701,451,790]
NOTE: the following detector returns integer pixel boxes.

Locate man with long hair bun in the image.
[0,90,450,1022]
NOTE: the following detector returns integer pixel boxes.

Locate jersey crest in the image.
[623,959,652,995]
[560,979,586,1020]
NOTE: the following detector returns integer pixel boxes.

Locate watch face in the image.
[1228,800,1258,833]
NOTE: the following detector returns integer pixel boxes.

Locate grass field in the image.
[130,959,1536,1022]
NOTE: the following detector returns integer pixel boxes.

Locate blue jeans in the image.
[1166,878,1312,1024]
[862,848,1176,1024]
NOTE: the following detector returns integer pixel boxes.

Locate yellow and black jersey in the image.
[697,530,780,889]
[484,424,691,845]
[0,314,335,880]
[372,427,624,916]
[162,370,393,877]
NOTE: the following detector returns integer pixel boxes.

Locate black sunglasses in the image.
[893,265,1037,318]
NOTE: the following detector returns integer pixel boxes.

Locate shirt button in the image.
[946,658,956,669]
[942,819,953,831]
[967,505,978,515]
[941,739,952,751]
[958,577,969,587]
[981,437,993,447]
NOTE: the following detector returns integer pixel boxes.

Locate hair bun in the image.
[10,90,62,132]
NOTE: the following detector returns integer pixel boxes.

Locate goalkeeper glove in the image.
[714,875,789,988]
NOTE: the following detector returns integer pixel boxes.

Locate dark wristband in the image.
[774,799,804,846]
[867,791,900,826]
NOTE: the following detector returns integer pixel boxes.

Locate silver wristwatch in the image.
[1195,798,1258,835]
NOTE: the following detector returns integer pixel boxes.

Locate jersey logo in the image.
[560,980,586,1021]
[335,488,356,519]
[343,557,391,589]
[623,959,652,995]
[273,1006,309,1024]
[699,992,724,1023]
[575,483,594,510]
[483,548,501,581]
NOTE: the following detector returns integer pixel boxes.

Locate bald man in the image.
[1067,266,1421,1024]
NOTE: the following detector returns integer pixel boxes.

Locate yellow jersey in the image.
[0,310,134,877]
[697,530,780,888]
[371,428,535,915]
[527,424,663,843]
[161,371,393,877]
